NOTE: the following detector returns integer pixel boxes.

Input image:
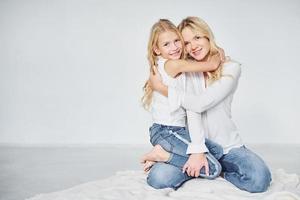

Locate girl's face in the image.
[154,31,182,60]
[182,27,210,61]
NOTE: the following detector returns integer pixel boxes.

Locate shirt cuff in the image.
[186,143,208,154]
[168,86,184,113]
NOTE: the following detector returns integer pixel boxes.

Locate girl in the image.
[141,19,224,189]
[147,17,272,193]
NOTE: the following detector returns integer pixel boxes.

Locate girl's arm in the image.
[150,62,241,113]
[165,53,221,78]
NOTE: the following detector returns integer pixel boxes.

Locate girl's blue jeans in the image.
[147,123,223,188]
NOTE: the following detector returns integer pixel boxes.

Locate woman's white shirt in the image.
[169,60,244,154]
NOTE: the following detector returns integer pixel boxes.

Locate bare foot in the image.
[140,145,170,164]
[143,160,156,172]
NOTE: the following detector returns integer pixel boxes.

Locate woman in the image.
[147,16,272,193]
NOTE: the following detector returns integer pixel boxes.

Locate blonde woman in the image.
[148,17,272,193]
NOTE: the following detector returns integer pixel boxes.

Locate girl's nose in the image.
[171,43,179,51]
[172,42,179,48]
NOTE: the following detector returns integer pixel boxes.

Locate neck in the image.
[202,53,210,62]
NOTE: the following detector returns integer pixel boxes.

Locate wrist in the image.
[158,84,165,92]
[191,153,205,158]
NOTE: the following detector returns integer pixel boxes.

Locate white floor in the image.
[0,144,299,200]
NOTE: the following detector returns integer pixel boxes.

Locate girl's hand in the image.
[217,47,226,62]
[210,54,222,70]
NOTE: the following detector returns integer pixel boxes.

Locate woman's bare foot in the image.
[143,160,156,172]
[140,145,170,164]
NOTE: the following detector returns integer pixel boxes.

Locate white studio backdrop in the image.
[0,0,299,146]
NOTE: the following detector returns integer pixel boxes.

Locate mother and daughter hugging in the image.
[140,16,272,193]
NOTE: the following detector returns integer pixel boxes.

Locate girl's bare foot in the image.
[140,145,170,164]
[143,160,156,172]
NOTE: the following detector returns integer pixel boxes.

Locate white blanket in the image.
[26,169,300,200]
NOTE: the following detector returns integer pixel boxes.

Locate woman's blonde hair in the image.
[178,16,223,85]
[141,19,185,110]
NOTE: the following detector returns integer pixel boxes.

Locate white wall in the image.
[0,0,299,145]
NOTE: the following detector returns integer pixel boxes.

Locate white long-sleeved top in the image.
[169,60,244,154]
[151,57,209,153]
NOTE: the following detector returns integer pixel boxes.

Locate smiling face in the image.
[154,31,183,60]
[181,27,210,61]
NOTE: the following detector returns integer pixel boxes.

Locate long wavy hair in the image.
[141,19,184,110]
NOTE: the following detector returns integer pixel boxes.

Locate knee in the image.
[147,173,167,189]
[147,163,185,189]
[247,166,272,193]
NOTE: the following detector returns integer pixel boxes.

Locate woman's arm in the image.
[180,62,241,113]
[184,110,210,177]
[165,54,221,78]
[186,110,208,154]
[149,67,168,96]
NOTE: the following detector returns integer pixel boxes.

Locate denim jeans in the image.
[147,123,223,189]
[147,141,272,192]
[219,146,272,193]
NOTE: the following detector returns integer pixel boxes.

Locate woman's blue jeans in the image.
[147,123,223,189]
[219,146,272,193]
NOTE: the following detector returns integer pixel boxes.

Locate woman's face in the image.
[154,31,182,60]
[182,27,210,61]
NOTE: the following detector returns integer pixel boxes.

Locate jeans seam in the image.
[169,130,189,144]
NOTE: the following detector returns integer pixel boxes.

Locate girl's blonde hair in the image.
[142,19,185,110]
[178,16,223,85]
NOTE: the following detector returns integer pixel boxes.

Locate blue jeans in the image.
[148,142,272,193]
[219,146,272,193]
[147,123,223,189]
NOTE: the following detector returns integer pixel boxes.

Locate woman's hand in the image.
[182,153,209,177]
[149,66,168,97]
[149,66,163,91]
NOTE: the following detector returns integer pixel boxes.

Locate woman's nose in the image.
[191,42,197,50]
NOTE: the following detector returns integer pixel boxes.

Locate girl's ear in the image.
[154,46,161,56]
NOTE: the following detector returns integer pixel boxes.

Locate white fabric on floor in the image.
[26,169,300,200]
